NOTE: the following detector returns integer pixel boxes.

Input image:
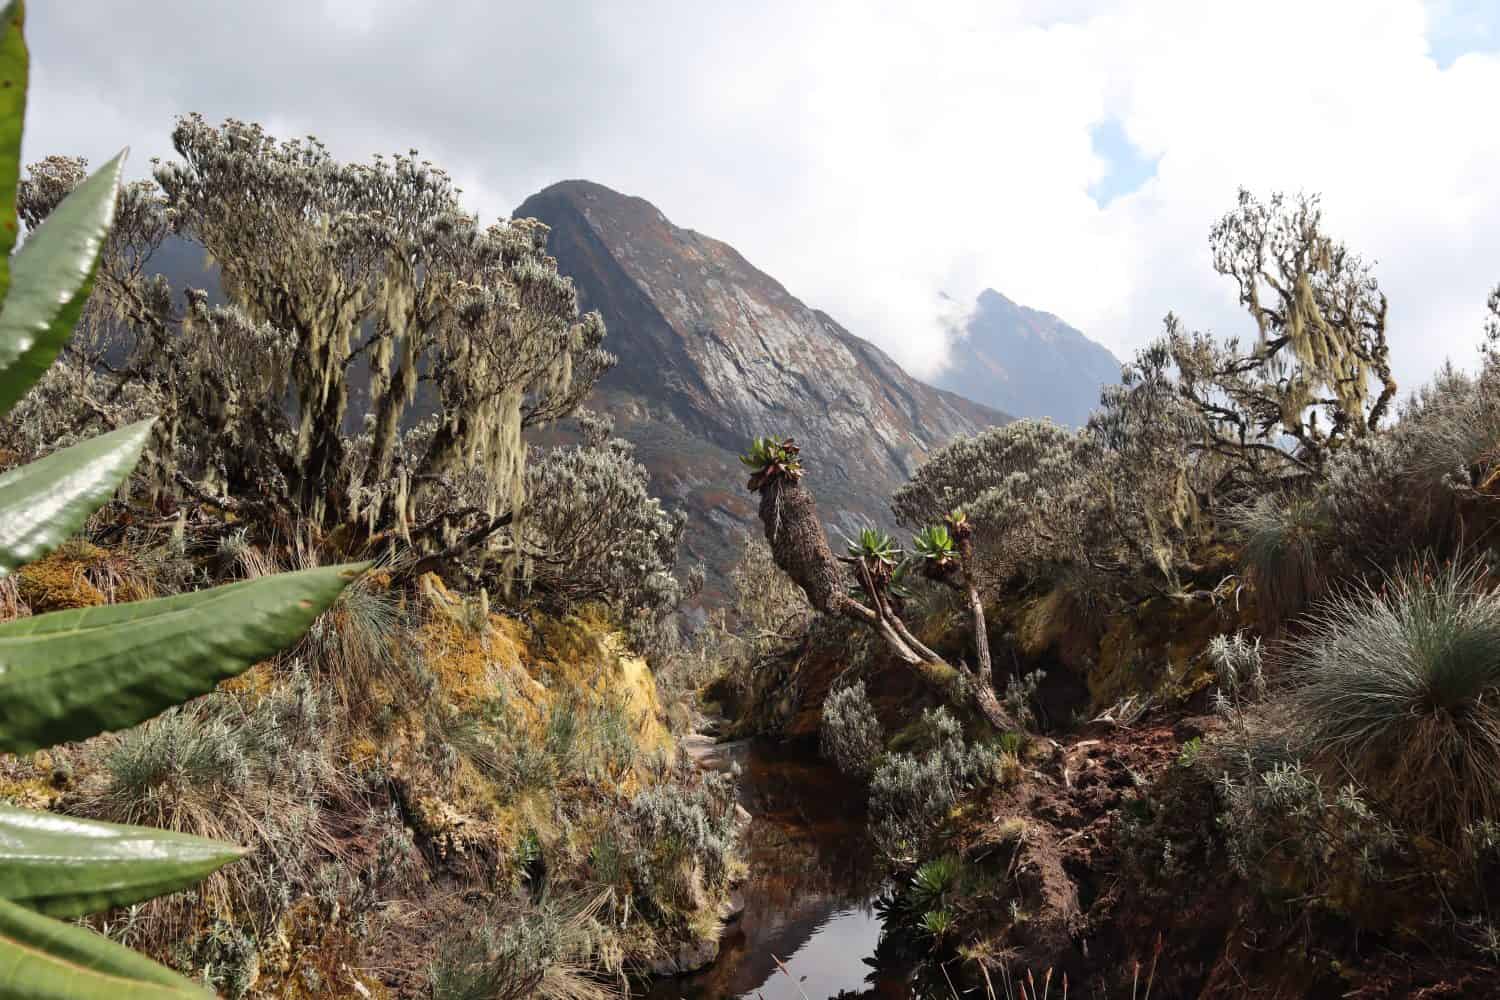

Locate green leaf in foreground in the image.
[0,149,124,417]
[0,562,366,753]
[0,419,153,579]
[0,1,28,308]
[0,896,207,999]
[0,804,243,918]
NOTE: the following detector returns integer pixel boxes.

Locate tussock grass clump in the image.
[1288,560,1500,836]
[429,891,620,1000]
[80,669,355,946]
[297,573,412,716]
[1228,493,1327,632]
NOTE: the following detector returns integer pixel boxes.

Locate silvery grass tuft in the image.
[1288,559,1500,837]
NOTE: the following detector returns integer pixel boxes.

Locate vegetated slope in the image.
[937,288,1122,428]
[512,180,1007,600]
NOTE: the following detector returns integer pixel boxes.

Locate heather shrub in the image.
[524,415,685,619]
[869,707,998,862]
[1316,431,1425,566]
[1396,360,1500,501]
[892,419,1093,588]
[1287,560,1500,837]
[820,680,885,778]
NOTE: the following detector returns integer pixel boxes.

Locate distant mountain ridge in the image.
[138,180,1011,603]
[937,288,1121,428]
[513,180,1007,599]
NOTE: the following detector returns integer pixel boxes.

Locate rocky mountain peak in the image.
[514,181,1006,598]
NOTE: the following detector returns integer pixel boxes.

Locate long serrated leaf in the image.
[0,804,243,918]
[0,419,153,579]
[0,149,124,417]
[0,897,207,999]
[0,562,365,753]
[0,1,26,309]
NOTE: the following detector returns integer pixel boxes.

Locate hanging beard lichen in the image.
[74,115,613,580]
[1202,188,1395,472]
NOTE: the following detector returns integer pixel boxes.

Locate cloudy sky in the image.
[25,1,1500,391]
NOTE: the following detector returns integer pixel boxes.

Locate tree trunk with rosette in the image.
[749,471,1014,730]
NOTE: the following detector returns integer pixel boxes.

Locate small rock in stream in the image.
[646,936,720,977]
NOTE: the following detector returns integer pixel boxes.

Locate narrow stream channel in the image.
[643,738,910,1000]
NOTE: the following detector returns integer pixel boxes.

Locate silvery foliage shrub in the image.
[892,418,1095,587]
[1207,632,1266,717]
[820,680,885,778]
[1215,757,1400,903]
[625,770,739,913]
[869,707,997,862]
[524,411,684,617]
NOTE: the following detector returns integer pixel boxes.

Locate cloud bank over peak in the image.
[25,0,1500,393]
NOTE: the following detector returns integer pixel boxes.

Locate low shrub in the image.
[820,680,885,778]
[1215,756,1401,908]
[869,707,997,863]
[1206,631,1266,716]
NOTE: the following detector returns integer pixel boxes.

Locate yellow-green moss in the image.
[16,547,108,611]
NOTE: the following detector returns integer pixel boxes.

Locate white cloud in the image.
[23,0,1500,394]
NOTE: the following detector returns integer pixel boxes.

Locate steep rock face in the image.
[514,180,1005,596]
[937,288,1121,428]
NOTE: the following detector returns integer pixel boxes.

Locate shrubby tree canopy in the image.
[1165,190,1396,485]
[19,116,613,577]
[523,410,685,616]
[894,190,1394,603]
[892,418,1091,585]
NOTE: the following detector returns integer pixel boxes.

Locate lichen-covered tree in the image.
[1085,346,1215,586]
[740,437,1014,730]
[1163,189,1396,486]
[18,117,613,578]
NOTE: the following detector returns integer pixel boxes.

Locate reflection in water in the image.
[643,739,910,1000]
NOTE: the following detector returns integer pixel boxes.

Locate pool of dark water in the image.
[642,738,909,1000]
